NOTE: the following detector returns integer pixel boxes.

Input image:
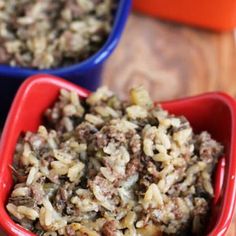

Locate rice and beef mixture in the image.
[6,87,223,236]
[0,0,114,69]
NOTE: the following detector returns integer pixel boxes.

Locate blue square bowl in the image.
[0,0,131,124]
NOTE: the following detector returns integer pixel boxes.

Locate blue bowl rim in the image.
[0,0,131,77]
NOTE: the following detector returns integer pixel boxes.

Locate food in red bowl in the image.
[0,75,235,236]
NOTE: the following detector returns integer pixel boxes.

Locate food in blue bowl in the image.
[0,0,131,124]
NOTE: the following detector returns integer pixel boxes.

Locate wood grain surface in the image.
[103,14,236,236]
[103,14,236,101]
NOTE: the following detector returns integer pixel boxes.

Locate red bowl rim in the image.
[0,74,236,236]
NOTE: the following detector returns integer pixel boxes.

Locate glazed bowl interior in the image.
[0,75,235,236]
[162,94,236,235]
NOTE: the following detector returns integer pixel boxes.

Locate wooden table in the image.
[103,13,236,236]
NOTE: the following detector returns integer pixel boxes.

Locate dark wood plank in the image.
[103,14,236,101]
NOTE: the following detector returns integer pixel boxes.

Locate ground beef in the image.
[102,221,117,236]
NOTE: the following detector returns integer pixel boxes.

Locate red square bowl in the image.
[0,75,236,236]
